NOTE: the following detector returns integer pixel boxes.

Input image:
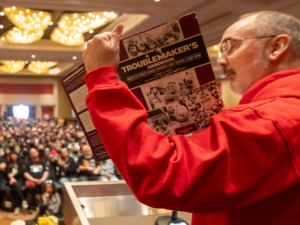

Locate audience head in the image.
[10,151,18,163]
[30,148,39,162]
[82,145,93,159]
[71,146,80,155]
[60,149,69,161]
[38,144,45,158]
[43,180,57,196]
[22,147,29,156]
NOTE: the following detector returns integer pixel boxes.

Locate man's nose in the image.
[217,54,228,67]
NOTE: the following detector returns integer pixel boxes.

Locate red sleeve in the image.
[85,67,297,214]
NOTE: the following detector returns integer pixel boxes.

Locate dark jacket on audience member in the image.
[6,160,24,182]
[59,157,78,178]
[78,155,99,177]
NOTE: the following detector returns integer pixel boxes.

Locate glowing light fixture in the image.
[1,27,44,44]
[28,61,58,74]
[51,11,119,46]
[1,6,51,44]
[48,68,61,75]
[0,25,3,29]
[213,45,219,50]
[3,6,51,31]
[51,27,84,46]
[0,12,5,16]
[72,56,77,60]
[0,60,26,73]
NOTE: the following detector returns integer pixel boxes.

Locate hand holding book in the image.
[82,24,124,73]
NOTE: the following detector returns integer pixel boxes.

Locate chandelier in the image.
[50,28,84,46]
[1,6,51,44]
[1,7,119,46]
[0,60,26,73]
[51,11,118,46]
[28,61,58,74]
[2,27,44,44]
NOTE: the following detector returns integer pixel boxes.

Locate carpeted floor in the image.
[0,210,37,225]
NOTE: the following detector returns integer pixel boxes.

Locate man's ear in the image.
[269,35,291,61]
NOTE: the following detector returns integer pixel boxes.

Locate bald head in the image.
[239,11,300,59]
[218,11,300,95]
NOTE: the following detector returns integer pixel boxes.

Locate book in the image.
[62,12,224,162]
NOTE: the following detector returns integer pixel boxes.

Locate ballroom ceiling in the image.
[0,0,299,78]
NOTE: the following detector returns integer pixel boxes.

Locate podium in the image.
[64,181,191,225]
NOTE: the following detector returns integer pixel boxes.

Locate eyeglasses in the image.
[218,35,277,57]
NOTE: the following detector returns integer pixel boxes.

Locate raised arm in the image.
[83,25,298,214]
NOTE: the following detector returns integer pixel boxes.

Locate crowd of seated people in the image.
[0,116,121,217]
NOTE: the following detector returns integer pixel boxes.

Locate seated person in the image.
[0,156,6,209]
[6,151,28,214]
[100,159,119,181]
[69,146,82,163]
[38,144,49,162]
[19,146,30,169]
[58,149,78,184]
[48,149,59,181]
[36,181,61,218]
[24,148,49,214]
[78,145,101,181]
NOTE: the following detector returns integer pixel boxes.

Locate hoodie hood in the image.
[239,68,300,105]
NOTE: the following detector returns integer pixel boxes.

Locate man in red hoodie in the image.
[82,11,300,225]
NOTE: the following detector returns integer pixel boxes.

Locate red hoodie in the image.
[85,66,300,225]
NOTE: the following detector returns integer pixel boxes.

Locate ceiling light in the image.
[89,30,94,33]
[3,6,51,32]
[0,25,3,29]
[220,75,226,79]
[51,11,118,46]
[213,45,219,50]
[25,61,28,64]
[0,60,25,73]
[28,61,58,74]
[51,27,84,46]
[72,56,77,60]
[57,11,116,33]
[0,12,4,16]
[49,21,53,25]
[1,27,44,44]
[1,6,51,44]
[155,0,160,2]
[48,68,61,75]
[31,55,36,58]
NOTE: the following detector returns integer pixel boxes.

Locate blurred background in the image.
[0,0,300,224]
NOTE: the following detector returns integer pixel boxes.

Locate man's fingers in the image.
[112,23,124,38]
[111,23,124,46]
